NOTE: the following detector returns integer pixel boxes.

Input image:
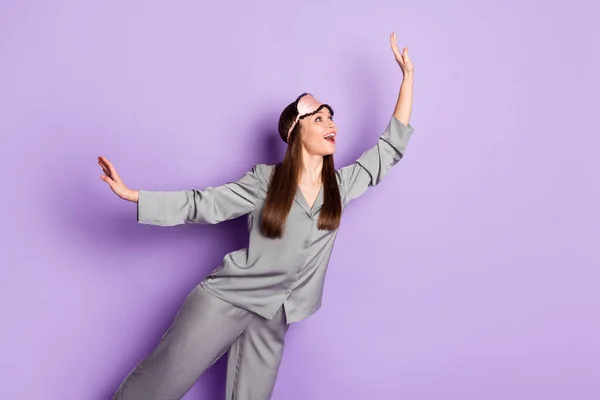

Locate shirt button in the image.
[304,242,310,248]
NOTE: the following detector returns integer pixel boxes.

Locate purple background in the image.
[1,1,599,399]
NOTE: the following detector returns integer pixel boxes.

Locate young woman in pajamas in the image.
[99,32,414,400]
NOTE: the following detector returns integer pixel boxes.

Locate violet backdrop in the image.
[1,0,598,399]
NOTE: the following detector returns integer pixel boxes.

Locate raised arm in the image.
[337,32,415,205]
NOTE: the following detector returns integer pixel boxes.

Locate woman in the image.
[101,32,414,400]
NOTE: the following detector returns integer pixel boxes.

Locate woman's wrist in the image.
[126,189,140,203]
[402,71,414,83]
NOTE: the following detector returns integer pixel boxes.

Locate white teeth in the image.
[324,133,335,139]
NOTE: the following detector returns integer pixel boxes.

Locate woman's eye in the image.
[315,117,322,122]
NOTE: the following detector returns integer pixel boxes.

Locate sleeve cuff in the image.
[384,115,415,155]
[137,190,164,224]
[390,115,415,134]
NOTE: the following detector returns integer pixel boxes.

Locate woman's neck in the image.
[299,152,324,185]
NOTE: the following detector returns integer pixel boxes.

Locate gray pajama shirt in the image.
[136,116,414,323]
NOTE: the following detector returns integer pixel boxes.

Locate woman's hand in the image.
[390,32,414,78]
[98,156,139,202]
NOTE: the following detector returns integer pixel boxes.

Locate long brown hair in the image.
[260,95,342,238]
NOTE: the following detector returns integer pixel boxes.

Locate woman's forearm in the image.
[393,72,413,126]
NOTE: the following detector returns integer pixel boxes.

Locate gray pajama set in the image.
[113,116,415,400]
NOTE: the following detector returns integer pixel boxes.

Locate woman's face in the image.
[299,107,337,156]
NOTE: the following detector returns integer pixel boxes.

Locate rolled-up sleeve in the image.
[337,116,414,205]
[137,165,261,226]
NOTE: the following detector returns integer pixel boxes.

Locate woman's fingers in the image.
[98,157,111,174]
[401,47,414,72]
[98,155,123,184]
[390,32,399,55]
[100,174,122,193]
[397,52,405,67]
[98,160,110,176]
[98,156,132,201]
[102,157,117,176]
[390,32,405,68]
[392,33,401,56]
[100,174,116,186]
[98,155,111,166]
[98,156,115,175]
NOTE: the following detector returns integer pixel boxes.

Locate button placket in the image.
[288,221,313,297]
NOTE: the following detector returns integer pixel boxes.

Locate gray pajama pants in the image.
[113,285,289,400]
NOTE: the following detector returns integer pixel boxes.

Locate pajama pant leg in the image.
[225,305,289,400]
[113,285,255,400]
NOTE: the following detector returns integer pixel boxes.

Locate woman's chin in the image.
[322,142,336,155]
[307,143,336,157]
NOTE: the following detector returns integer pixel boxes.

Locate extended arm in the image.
[136,166,260,226]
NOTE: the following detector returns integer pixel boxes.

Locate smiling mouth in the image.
[324,133,336,143]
